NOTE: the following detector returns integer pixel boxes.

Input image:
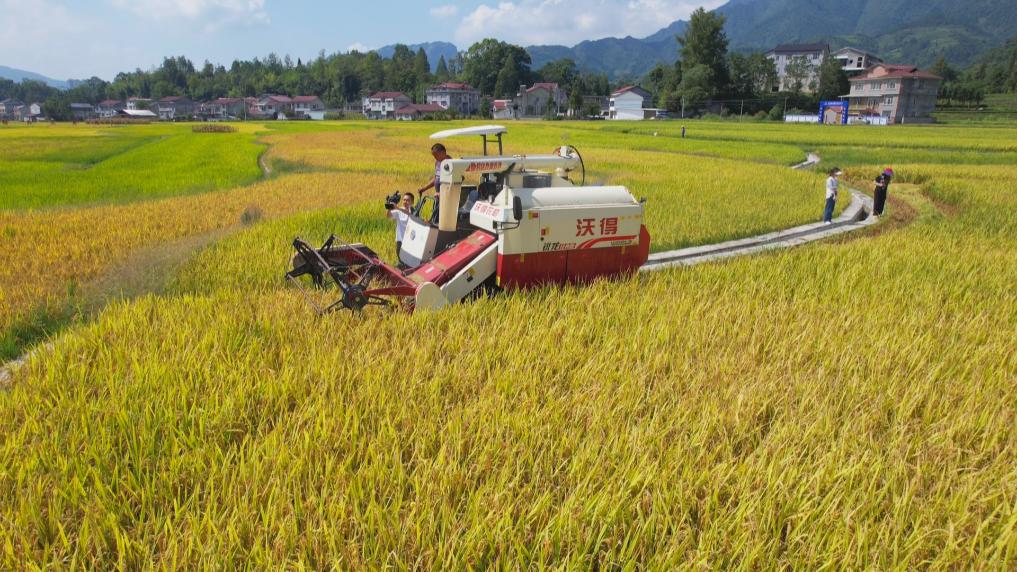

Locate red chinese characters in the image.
[576,218,595,236]
[600,217,618,235]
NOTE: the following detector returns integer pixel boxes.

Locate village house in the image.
[362,92,412,120]
[426,82,481,116]
[96,99,125,118]
[255,95,293,119]
[491,99,517,120]
[157,96,195,120]
[609,86,654,120]
[291,95,326,119]
[581,95,609,117]
[514,83,568,118]
[200,97,247,120]
[117,109,158,120]
[70,103,95,121]
[833,47,883,75]
[1,98,25,119]
[126,97,152,111]
[394,103,444,121]
[13,102,43,122]
[766,43,830,92]
[844,64,942,124]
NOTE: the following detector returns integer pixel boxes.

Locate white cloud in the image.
[454,0,726,47]
[0,0,109,78]
[109,0,270,26]
[347,42,371,53]
[430,4,459,18]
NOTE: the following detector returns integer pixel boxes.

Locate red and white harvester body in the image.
[287,126,650,312]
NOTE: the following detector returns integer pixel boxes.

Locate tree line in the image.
[642,8,848,118]
[4,20,1015,121]
[0,41,611,121]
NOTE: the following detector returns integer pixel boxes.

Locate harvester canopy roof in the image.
[430,125,507,140]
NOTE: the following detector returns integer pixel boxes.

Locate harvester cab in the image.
[286,125,650,313]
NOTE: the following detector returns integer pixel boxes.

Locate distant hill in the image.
[0,65,72,89]
[375,42,459,72]
[531,0,1017,80]
[717,0,1017,69]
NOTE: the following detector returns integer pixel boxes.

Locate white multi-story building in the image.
[291,96,326,119]
[426,82,480,116]
[609,86,653,120]
[833,47,883,75]
[766,43,830,92]
[362,92,412,120]
[96,99,124,118]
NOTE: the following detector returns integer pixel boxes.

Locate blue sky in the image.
[1,0,723,80]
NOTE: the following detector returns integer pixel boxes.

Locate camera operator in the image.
[386,192,415,261]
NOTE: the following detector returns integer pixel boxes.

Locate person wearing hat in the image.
[823,167,842,224]
[873,168,894,217]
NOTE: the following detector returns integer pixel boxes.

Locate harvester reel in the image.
[287,236,392,314]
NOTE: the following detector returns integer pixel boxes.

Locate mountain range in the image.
[6,0,1016,87]
[382,0,1017,81]
[0,65,75,89]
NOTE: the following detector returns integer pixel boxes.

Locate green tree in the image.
[784,56,814,94]
[462,39,531,96]
[568,80,583,116]
[538,59,578,87]
[677,8,730,96]
[747,53,777,95]
[930,57,958,83]
[435,56,451,83]
[413,48,432,101]
[817,56,849,101]
[677,64,713,107]
[493,53,520,98]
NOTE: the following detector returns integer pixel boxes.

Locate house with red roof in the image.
[96,99,125,118]
[426,82,480,116]
[199,98,247,120]
[156,96,195,120]
[844,64,942,124]
[514,83,567,118]
[394,103,445,121]
[291,96,326,119]
[492,99,517,120]
[254,95,293,119]
[363,92,412,120]
[609,86,653,120]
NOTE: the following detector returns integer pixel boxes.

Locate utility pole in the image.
[739,99,744,120]
[681,96,685,119]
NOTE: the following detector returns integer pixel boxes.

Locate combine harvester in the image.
[287,125,650,312]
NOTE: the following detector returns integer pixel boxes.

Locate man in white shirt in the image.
[823,167,842,224]
[387,192,415,261]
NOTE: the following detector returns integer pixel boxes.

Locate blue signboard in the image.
[818,100,850,125]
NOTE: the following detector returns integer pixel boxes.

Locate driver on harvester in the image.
[417,143,450,223]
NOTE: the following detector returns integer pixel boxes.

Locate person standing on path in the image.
[681,125,686,138]
[823,167,842,224]
[873,167,893,217]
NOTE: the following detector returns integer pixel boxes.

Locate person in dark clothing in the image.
[873,168,893,217]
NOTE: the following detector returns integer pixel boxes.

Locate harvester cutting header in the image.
[287,125,650,312]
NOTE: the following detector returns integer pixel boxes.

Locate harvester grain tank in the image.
[287,125,650,312]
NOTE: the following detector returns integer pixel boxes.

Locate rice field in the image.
[0,120,1015,568]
